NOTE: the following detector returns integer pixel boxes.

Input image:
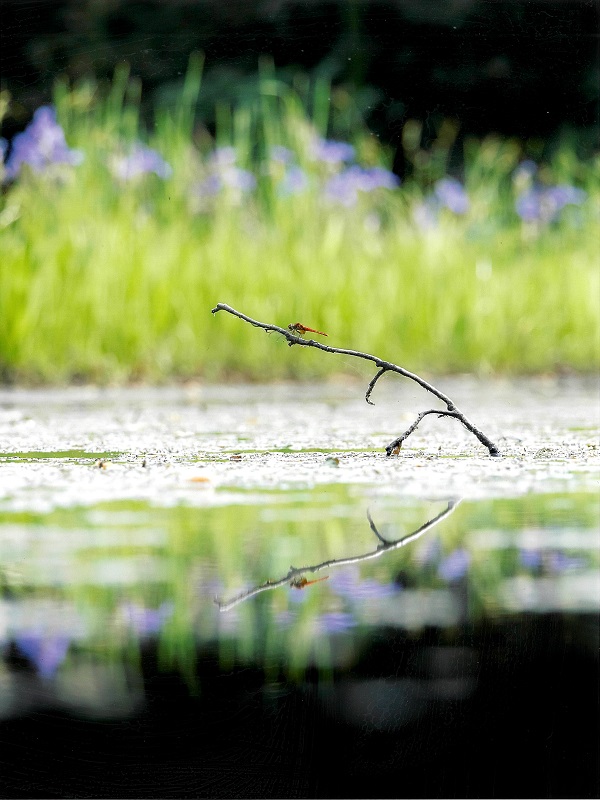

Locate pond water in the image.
[0,379,598,797]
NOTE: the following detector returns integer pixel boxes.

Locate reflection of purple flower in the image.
[520,548,543,569]
[438,549,471,581]
[317,611,356,633]
[311,138,355,164]
[275,610,296,627]
[121,601,174,636]
[4,106,83,179]
[329,567,397,600]
[112,143,172,180]
[434,178,470,214]
[417,536,442,565]
[547,552,586,573]
[16,633,70,679]
[278,166,309,196]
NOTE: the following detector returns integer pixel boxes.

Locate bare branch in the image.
[215,499,461,611]
[365,367,388,405]
[212,303,501,457]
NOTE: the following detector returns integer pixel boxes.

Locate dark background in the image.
[1,0,598,158]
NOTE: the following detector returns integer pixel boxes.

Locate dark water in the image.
[0,488,598,798]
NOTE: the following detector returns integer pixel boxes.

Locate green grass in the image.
[1,60,598,383]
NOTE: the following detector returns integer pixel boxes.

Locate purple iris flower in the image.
[311,137,355,164]
[545,184,587,208]
[15,633,70,679]
[437,548,471,581]
[195,167,256,196]
[325,165,399,205]
[278,166,309,196]
[195,147,256,197]
[112,143,172,180]
[4,105,83,180]
[412,200,439,231]
[208,146,237,167]
[434,178,470,214]
[120,601,174,637]
[269,145,294,164]
[516,183,586,223]
[515,188,545,222]
[513,160,538,182]
[220,166,256,192]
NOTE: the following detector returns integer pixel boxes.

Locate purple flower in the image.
[4,105,83,180]
[545,184,586,209]
[195,167,256,196]
[437,548,471,581]
[310,138,355,164]
[269,145,294,164]
[112,143,172,180]
[412,200,439,231]
[120,601,174,637]
[434,178,470,214]
[358,166,400,190]
[0,137,7,163]
[515,188,545,222]
[513,160,538,181]
[15,633,70,679]
[325,165,399,205]
[515,184,586,223]
[278,166,309,196]
[209,146,237,167]
[221,166,256,192]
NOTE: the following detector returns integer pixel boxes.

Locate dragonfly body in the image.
[290,575,329,589]
[288,322,328,337]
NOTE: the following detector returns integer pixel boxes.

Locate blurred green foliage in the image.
[0,60,598,383]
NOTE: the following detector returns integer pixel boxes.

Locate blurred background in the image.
[0,0,598,382]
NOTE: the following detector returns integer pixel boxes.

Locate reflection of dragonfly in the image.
[290,576,329,589]
[287,323,328,337]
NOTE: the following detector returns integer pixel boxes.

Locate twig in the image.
[214,499,461,611]
[211,303,501,457]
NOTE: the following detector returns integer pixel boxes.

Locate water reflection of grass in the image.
[0,60,598,382]
[0,489,597,696]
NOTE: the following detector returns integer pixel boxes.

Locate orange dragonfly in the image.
[288,322,328,337]
[290,575,329,589]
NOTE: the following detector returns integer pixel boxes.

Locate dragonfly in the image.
[287,322,328,337]
[290,575,329,589]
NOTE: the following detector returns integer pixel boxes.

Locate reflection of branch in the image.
[212,303,501,456]
[214,499,461,611]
